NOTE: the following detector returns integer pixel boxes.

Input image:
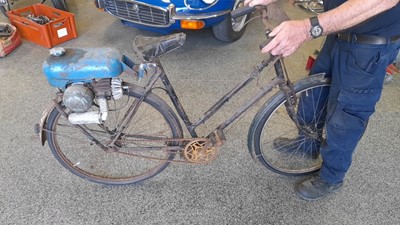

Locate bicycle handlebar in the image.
[231,6,255,19]
[232,6,274,51]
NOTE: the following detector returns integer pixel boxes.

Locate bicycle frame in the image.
[36,4,329,184]
[108,54,291,148]
[106,6,295,148]
[165,58,289,136]
[47,5,296,151]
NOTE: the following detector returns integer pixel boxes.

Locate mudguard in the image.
[38,96,62,146]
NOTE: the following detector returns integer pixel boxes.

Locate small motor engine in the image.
[63,84,94,113]
[63,77,123,124]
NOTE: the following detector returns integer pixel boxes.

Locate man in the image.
[244,0,400,200]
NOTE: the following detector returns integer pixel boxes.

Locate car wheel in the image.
[212,0,250,43]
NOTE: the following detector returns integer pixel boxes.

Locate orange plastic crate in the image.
[7,4,78,48]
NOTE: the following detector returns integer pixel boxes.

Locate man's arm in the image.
[319,0,399,35]
[245,0,399,57]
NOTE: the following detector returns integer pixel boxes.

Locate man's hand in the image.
[244,0,310,57]
[262,19,312,57]
[244,0,278,7]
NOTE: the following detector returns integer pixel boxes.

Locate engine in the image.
[63,77,123,124]
[63,84,94,113]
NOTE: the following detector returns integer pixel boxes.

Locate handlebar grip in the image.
[231,6,255,19]
[259,40,271,50]
[259,29,273,50]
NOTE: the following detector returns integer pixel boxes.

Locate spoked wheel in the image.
[212,0,251,42]
[248,75,331,176]
[51,0,68,11]
[46,85,183,185]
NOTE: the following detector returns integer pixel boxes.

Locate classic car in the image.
[94,0,251,42]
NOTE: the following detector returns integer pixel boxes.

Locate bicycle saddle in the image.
[133,33,186,62]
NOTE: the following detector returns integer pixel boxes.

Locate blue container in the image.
[43,48,132,89]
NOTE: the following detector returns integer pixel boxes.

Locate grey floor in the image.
[1,1,400,224]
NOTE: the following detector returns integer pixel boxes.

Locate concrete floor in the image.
[1,0,400,224]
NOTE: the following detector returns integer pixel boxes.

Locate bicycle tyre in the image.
[46,84,183,185]
[51,0,68,11]
[248,74,331,176]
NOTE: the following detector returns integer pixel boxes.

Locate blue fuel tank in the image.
[42,48,133,89]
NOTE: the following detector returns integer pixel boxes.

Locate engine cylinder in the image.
[63,84,94,113]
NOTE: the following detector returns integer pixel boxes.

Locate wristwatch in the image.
[309,16,323,38]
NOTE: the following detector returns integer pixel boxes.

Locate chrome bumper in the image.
[171,9,230,21]
[103,0,230,28]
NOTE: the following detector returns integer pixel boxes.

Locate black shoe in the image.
[273,137,320,158]
[295,176,343,201]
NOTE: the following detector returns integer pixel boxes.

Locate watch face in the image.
[311,26,322,37]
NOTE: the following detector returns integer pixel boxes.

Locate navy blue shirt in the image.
[323,0,400,37]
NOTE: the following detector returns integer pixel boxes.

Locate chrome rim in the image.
[231,0,248,32]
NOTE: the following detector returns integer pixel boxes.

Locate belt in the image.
[337,33,400,45]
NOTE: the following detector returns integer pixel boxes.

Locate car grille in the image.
[104,0,170,27]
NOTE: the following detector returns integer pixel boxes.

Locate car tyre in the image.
[212,1,250,43]
[51,0,68,11]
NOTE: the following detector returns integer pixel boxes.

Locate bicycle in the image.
[36,4,331,185]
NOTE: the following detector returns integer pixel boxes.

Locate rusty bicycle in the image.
[36,4,330,185]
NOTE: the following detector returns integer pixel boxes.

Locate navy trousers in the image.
[304,34,400,184]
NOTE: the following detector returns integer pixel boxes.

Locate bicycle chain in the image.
[118,137,211,164]
[43,127,210,164]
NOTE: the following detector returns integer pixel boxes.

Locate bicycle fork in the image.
[276,60,322,140]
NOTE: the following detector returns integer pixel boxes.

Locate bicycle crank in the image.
[183,139,218,164]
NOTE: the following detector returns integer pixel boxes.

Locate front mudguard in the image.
[37,96,62,146]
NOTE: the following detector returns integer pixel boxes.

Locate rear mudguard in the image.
[38,96,62,146]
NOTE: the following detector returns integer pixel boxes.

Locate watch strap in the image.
[310,16,319,27]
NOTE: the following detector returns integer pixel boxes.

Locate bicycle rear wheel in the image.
[46,85,183,185]
[248,74,331,176]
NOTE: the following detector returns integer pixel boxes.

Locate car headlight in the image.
[185,0,218,10]
[202,0,217,4]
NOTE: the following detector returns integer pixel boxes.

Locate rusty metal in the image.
[107,136,219,164]
[107,66,163,147]
[91,78,112,98]
[37,95,62,146]
[207,129,226,147]
[43,125,217,164]
[183,139,218,164]
[38,6,299,170]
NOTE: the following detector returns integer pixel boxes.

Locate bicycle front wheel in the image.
[248,74,331,176]
[46,85,183,185]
